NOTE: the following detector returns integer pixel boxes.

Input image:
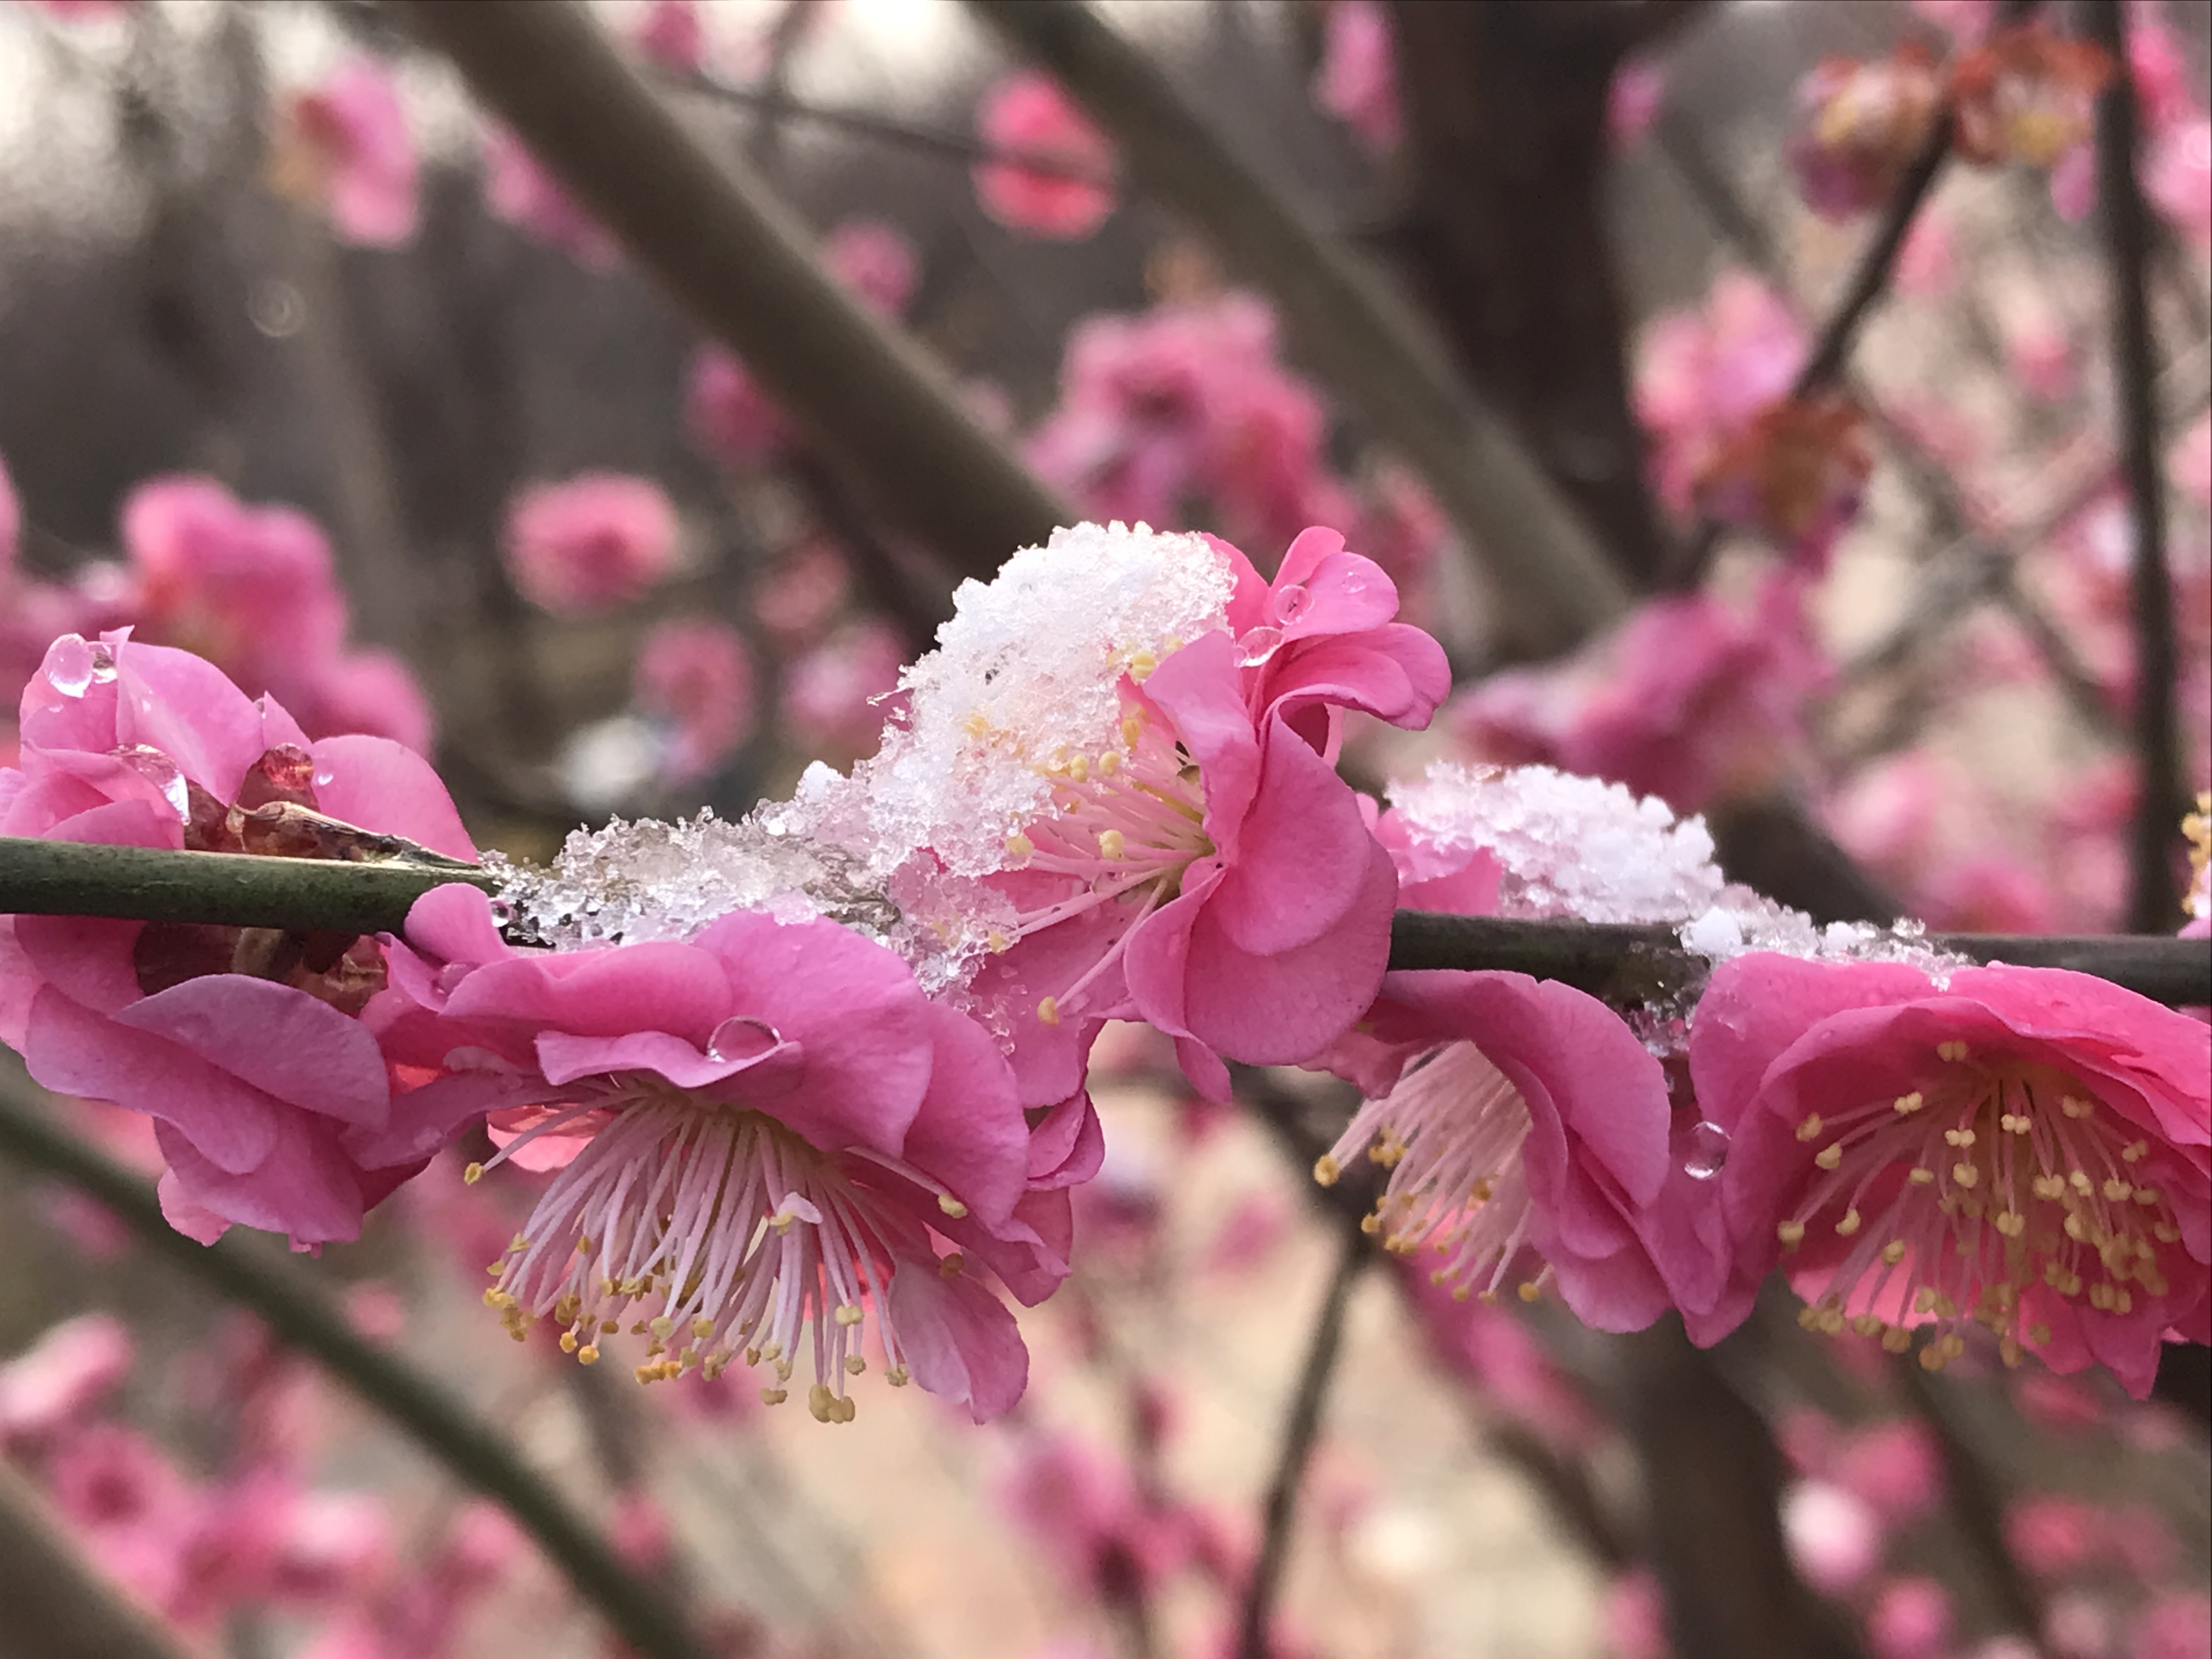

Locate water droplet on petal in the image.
[44,635,98,698]
[1271,583,1313,625]
[313,769,337,789]
[1237,625,1286,667]
[706,1014,783,1064]
[1683,1120,1730,1180]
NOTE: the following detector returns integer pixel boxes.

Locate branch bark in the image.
[964,0,1634,656]
[2085,0,2188,933]
[0,1461,206,1659]
[394,0,1069,580]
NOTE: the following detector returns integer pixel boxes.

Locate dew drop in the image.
[706,1014,783,1064]
[1237,625,1286,667]
[1683,1120,1730,1180]
[44,635,98,698]
[1270,583,1313,625]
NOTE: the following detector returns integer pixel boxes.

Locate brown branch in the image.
[394,0,1069,580]
[1234,1210,1369,1659]
[0,1461,206,1659]
[2086,0,2188,933]
[963,0,1634,656]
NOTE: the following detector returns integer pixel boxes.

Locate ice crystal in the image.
[1390,763,1728,924]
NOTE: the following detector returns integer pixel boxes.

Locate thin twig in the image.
[397,0,1068,579]
[0,1076,719,1659]
[1233,1212,1369,1659]
[0,1460,205,1659]
[2086,0,2187,933]
[2,842,2205,1001]
[965,0,1633,655]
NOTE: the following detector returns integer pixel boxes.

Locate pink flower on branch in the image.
[503,475,678,614]
[368,888,1065,1421]
[974,71,1117,240]
[1691,955,2210,1395]
[270,60,419,248]
[0,631,475,1246]
[1315,970,1741,1339]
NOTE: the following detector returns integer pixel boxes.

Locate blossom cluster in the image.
[1,521,2204,1430]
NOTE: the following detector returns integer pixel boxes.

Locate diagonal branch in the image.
[394,0,1068,579]
[1233,1210,1369,1659]
[2086,0,2188,933]
[963,0,1634,656]
[0,1074,720,1659]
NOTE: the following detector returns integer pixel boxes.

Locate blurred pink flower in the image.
[974,71,1116,239]
[2006,315,2077,403]
[2147,118,2212,250]
[1609,60,1666,150]
[1790,46,1945,221]
[504,475,678,614]
[0,631,475,1245]
[1895,213,1957,297]
[1910,0,1996,44]
[632,616,754,782]
[483,127,617,266]
[1831,1419,1944,1524]
[2006,1492,2096,1577]
[1601,1568,1669,1659]
[0,1315,133,1451]
[1953,24,2112,172]
[1315,1,1399,154]
[1783,1479,1882,1595]
[1000,1433,1193,1598]
[1318,969,1742,1338]
[275,60,419,247]
[825,217,919,318]
[1867,1577,1954,1659]
[1637,272,1807,516]
[752,540,850,644]
[2135,1593,2212,1659]
[2171,411,2212,508]
[1692,391,1873,567]
[782,618,904,756]
[685,346,790,465]
[369,889,1062,1421]
[632,0,706,73]
[1692,955,2211,1395]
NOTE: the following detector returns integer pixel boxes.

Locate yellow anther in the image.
[1313,1154,1341,1186]
[834,1304,865,1327]
[1852,1314,1884,1337]
[1945,1128,1976,1148]
[1881,1240,1908,1265]
[560,1331,579,1353]
[1953,1164,1980,1188]
[1937,1041,1970,1062]
[1815,1144,1843,1171]
[1836,1209,1863,1237]
[939,1252,964,1278]
[2154,1222,2182,1243]
[1097,828,1126,860]
[1066,754,1089,783]
[1005,832,1035,862]
[2132,1186,2160,1206]
[937,1192,969,1218]
[2032,1175,2066,1200]
[1894,1092,1925,1115]
[987,928,1013,953]
[886,1365,911,1387]
[1995,1211,2026,1238]
[2069,1170,2094,1194]
[692,1317,716,1340]
[1516,1282,1541,1303]
[760,1387,788,1406]
[1127,648,1158,681]
[2121,1140,2149,1164]
[578,1345,600,1365]
[1908,1167,1936,1186]
[464,1162,485,1186]
[2000,1114,2032,1135]
[1882,1326,1914,1353]
[846,1355,867,1375]
[2060,1096,2092,1119]
[2103,1177,2132,1201]
[1036,996,1060,1027]
[809,1384,837,1422]
[648,1316,675,1339]
[1778,1220,1807,1249]
[1360,1212,1381,1235]
[1796,1114,1824,1142]
[1121,714,1144,748]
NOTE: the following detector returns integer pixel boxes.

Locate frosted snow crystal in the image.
[482,523,1235,994]
[1390,763,1729,924]
[850,521,1234,877]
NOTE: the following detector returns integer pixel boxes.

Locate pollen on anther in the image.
[1815,1144,1843,1170]
[464,1162,486,1186]
[1036,996,1061,1026]
[1936,1041,1969,1062]
[1796,1113,1824,1142]
[1836,1208,1862,1237]
[1778,1220,1807,1249]
[1313,1154,1341,1186]
[938,1193,969,1218]
[1894,1091,1925,1115]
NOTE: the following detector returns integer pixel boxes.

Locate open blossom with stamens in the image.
[1788,45,1944,221]
[364,886,1064,1422]
[1314,971,1740,1339]
[1692,955,2210,1395]
[0,631,475,1245]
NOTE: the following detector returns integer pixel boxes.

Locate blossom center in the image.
[1316,1043,1545,1303]
[479,1076,967,1421]
[1781,1043,2187,1368]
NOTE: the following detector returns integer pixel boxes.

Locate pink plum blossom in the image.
[1637,272,1806,517]
[974,71,1117,239]
[1692,391,1872,567]
[2147,118,2212,251]
[1783,1479,1882,1595]
[1867,1577,1955,1659]
[368,888,1067,1421]
[971,528,1446,1100]
[1951,25,2112,172]
[1000,1432,1195,1600]
[503,475,678,614]
[631,0,706,73]
[1691,955,2211,1395]
[1896,213,1957,298]
[0,631,476,1246]
[0,1314,133,1451]
[824,217,919,319]
[782,618,905,757]
[1609,61,1666,150]
[752,540,850,644]
[274,60,419,248]
[632,616,754,783]
[2135,1594,2212,1659]
[1315,1,1398,154]
[1314,969,1742,1338]
[1789,46,1944,221]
